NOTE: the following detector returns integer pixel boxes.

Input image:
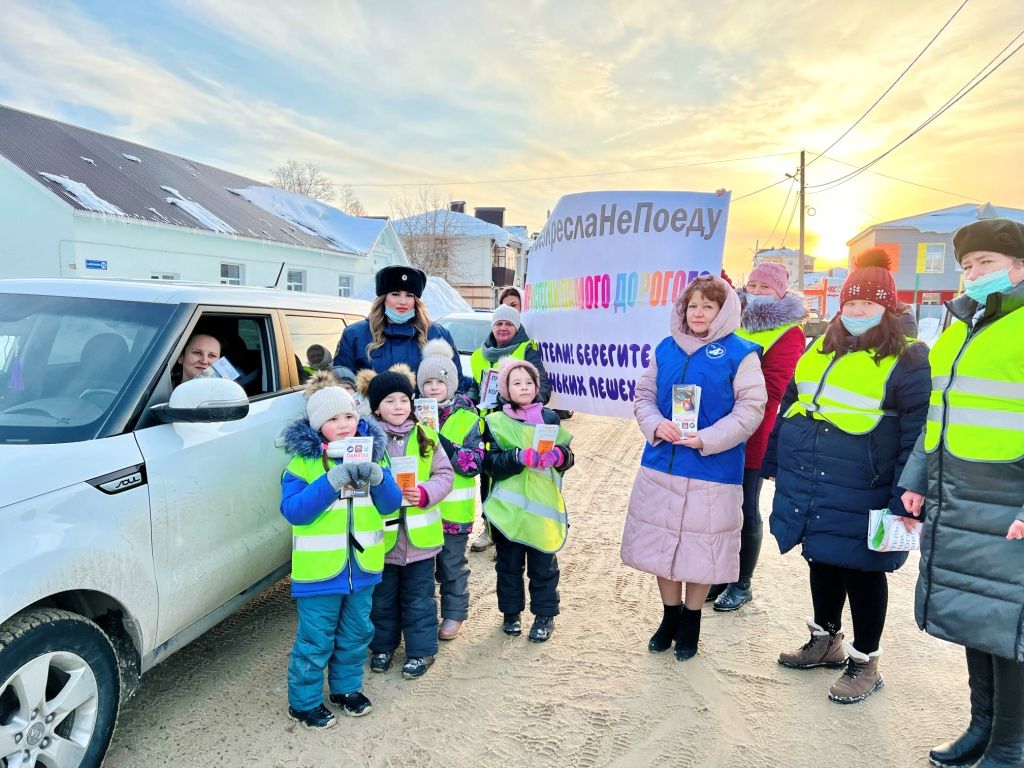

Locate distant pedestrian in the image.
[900,218,1024,767]
[621,274,766,661]
[765,249,930,704]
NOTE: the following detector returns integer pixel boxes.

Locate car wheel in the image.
[0,609,120,768]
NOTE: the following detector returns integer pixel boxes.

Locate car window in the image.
[0,293,173,444]
[181,313,277,397]
[437,316,492,354]
[284,313,348,384]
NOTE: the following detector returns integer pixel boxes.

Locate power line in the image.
[344,151,794,188]
[733,175,794,202]
[809,152,984,201]
[780,189,801,248]
[807,0,970,168]
[808,30,1024,193]
[764,177,796,246]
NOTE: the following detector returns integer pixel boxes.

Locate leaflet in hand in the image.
[414,398,439,431]
[532,424,559,454]
[672,384,701,434]
[867,508,922,552]
[391,455,418,506]
[196,356,241,380]
[327,437,373,497]
[480,369,500,409]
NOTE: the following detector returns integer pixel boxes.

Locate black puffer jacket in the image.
[482,408,574,484]
[900,284,1024,661]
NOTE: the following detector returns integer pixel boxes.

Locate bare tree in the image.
[270,160,335,202]
[390,187,464,283]
[338,184,367,217]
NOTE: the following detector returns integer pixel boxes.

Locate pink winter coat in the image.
[621,280,767,584]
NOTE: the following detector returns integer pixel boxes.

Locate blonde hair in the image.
[366,295,431,356]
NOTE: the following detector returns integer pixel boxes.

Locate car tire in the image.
[0,609,120,768]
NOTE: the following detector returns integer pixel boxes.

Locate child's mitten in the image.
[518,448,539,468]
[537,447,564,470]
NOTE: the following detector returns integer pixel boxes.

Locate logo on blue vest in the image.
[705,343,726,359]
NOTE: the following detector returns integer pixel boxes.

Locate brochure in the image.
[326,437,373,497]
[414,398,439,431]
[532,424,559,455]
[210,356,241,381]
[867,508,922,552]
[479,369,500,409]
[672,384,701,434]
[391,455,418,506]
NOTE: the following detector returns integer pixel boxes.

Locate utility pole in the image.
[797,149,806,292]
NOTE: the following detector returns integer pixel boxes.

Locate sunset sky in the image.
[2,0,1021,274]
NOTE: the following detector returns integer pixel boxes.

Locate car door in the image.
[134,307,301,646]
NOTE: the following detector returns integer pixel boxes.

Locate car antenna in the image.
[269,262,285,289]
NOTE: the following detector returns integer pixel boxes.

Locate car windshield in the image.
[436,315,493,354]
[0,293,173,444]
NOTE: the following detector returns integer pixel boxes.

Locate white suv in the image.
[0,279,369,767]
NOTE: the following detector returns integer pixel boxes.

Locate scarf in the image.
[503,402,544,425]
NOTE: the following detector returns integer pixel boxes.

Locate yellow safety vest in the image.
[470,340,536,385]
[924,310,1024,462]
[784,336,903,435]
[736,323,800,353]
[439,408,480,525]
[380,425,444,551]
[285,455,385,581]
[483,412,572,553]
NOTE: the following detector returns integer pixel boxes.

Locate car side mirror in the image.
[151,378,249,424]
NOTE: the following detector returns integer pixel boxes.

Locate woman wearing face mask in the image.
[898,219,1024,768]
[763,249,930,704]
[334,266,465,387]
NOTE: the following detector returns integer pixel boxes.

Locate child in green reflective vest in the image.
[482,356,574,642]
[356,363,454,679]
[279,371,403,729]
[417,339,485,642]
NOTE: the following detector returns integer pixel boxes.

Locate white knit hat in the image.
[417,339,459,397]
[492,304,521,330]
[307,386,357,431]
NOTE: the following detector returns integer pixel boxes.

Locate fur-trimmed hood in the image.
[281,412,389,461]
[738,289,808,332]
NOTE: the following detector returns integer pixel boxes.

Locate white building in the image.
[0,104,408,296]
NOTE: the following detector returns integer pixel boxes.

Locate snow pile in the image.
[162,186,237,234]
[874,203,1024,234]
[918,317,942,346]
[393,209,521,248]
[39,173,126,216]
[353,275,473,319]
[229,186,386,255]
[506,225,533,249]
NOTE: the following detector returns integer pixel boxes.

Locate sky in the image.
[1,0,1021,275]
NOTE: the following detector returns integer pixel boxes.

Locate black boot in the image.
[648,604,681,653]
[978,654,1024,767]
[674,606,701,661]
[704,584,726,603]
[929,647,993,767]
[714,526,762,612]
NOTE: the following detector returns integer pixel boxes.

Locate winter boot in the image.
[778,619,847,670]
[715,527,763,612]
[674,606,701,661]
[713,583,752,612]
[438,618,464,641]
[502,612,522,636]
[648,603,682,653]
[704,584,726,603]
[829,643,884,703]
[929,647,993,768]
[470,528,493,551]
[287,703,337,730]
[329,691,373,717]
[528,616,555,643]
[977,654,1024,767]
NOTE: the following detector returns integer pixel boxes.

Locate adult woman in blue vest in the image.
[899,218,1024,768]
[334,265,465,386]
[621,274,766,661]
[765,249,930,704]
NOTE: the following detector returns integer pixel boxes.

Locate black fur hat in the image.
[953,218,1024,263]
[375,265,427,298]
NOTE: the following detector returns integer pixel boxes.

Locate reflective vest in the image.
[285,455,385,582]
[736,323,800,353]
[924,310,1024,462]
[483,412,571,553]
[381,426,444,551]
[784,336,903,435]
[470,340,535,384]
[439,408,480,524]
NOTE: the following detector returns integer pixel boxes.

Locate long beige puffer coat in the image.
[621,280,766,583]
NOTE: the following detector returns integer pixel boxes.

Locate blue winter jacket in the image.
[763,340,930,572]
[333,318,467,390]
[280,415,403,597]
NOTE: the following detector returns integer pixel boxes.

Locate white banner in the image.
[523,190,729,418]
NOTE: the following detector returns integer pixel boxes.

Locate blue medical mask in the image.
[385,307,415,324]
[840,313,883,336]
[745,293,775,306]
[964,268,1014,304]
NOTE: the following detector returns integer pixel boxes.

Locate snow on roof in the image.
[506,225,533,249]
[39,173,126,216]
[229,186,386,255]
[353,275,473,318]
[852,203,1024,241]
[122,153,141,163]
[392,209,527,248]
[163,186,236,235]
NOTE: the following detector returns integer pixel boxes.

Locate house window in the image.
[150,272,179,281]
[916,243,945,274]
[338,275,353,298]
[286,270,306,292]
[220,263,243,285]
[492,245,507,269]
